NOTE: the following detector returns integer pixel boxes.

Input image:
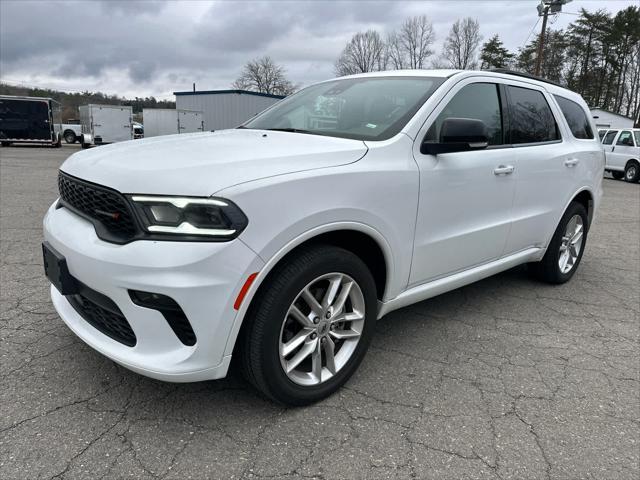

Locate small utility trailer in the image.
[143,108,205,137]
[79,104,133,148]
[0,95,62,147]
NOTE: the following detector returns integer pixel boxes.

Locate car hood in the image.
[60,129,368,196]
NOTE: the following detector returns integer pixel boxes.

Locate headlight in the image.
[128,195,248,241]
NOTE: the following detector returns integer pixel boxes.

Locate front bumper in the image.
[43,201,263,382]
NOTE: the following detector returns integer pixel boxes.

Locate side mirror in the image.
[421,118,489,155]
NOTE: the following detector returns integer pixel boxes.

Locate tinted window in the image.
[603,130,618,145]
[244,77,444,141]
[598,130,607,140]
[425,83,503,145]
[634,131,640,146]
[507,86,559,144]
[554,95,594,139]
[616,130,634,146]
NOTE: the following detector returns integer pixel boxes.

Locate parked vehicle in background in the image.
[79,104,133,148]
[132,122,144,139]
[601,128,640,182]
[60,123,82,144]
[143,108,204,137]
[0,95,62,147]
[44,70,603,405]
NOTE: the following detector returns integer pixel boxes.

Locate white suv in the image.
[600,128,640,182]
[43,70,604,404]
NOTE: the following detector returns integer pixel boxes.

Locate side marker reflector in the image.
[234,272,259,310]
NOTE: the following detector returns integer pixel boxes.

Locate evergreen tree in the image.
[480,35,513,69]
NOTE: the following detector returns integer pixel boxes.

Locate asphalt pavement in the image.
[1,144,638,479]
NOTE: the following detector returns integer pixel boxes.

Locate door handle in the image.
[493,165,514,175]
[564,158,580,167]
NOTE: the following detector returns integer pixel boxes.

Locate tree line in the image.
[235,6,639,122]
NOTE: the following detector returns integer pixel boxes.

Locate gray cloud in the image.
[0,0,633,99]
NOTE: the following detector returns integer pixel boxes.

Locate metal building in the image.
[590,108,635,129]
[173,89,284,131]
[143,108,205,137]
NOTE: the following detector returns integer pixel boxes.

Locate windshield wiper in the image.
[265,127,317,135]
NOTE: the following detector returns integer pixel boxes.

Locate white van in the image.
[601,128,640,182]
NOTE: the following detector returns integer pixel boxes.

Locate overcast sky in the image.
[0,0,634,99]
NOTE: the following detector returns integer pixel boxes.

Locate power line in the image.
[521,16,541,50]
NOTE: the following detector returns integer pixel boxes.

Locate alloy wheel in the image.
[558,214,584,274]
[626,165,637,181]
[279,272,365,386]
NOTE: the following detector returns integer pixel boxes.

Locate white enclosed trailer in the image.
[79,104,133,148]
[173,89,284,131]
[143,108,205,137]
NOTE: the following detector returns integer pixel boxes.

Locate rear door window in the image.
[602,130,618,145]
[507,86,559,144]
[553,95,594,139]
[616,131,634,146]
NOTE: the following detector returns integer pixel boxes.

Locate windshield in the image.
[634,130,639,146]
[243,76,444,141]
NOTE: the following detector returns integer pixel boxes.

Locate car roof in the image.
[331,69,586,105]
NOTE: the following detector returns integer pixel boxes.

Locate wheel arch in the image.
[625,158,639,168]
[223,223,394,358]
[571,188,594,229]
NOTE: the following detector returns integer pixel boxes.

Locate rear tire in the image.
[611,171,624,180]
[529,201,588,284]
[0,141,10,147]
[63,130,77,144]
[624,161,640,183]
[240,245,377,405]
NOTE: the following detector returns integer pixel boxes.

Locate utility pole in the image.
[534,0,572,77]
[534,3,550,76]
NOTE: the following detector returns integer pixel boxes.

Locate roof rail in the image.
[487,69,562,87]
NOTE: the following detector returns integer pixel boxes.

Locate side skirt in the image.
[377,248,542,318]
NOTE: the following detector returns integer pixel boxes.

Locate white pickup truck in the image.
[600,128,640,182]
[60,124,82,144]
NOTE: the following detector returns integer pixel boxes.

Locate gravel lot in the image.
[1,144,638,480]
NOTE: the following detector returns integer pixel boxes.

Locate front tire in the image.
[240,245,377,405]
[529,201,588,284]
[624,161,640,183]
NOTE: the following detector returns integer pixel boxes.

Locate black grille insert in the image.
[58,172,138,243]
[67,285,137,347]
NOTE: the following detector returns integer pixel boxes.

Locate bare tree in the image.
[442,18,482,69]
[334,30,387,76]
[232,56,296,96]
[388,15,435,69]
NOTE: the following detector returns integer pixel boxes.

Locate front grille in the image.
[58,172,138,242]
[68,287,137,347]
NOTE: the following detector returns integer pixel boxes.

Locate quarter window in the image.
[425,83,503,145]
[554,95,594,139]
[507,86,559,144]
[602,130,619,145]
[616,131,634,146]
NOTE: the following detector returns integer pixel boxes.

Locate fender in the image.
[222,221,395,357]
[539,185,597,259]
